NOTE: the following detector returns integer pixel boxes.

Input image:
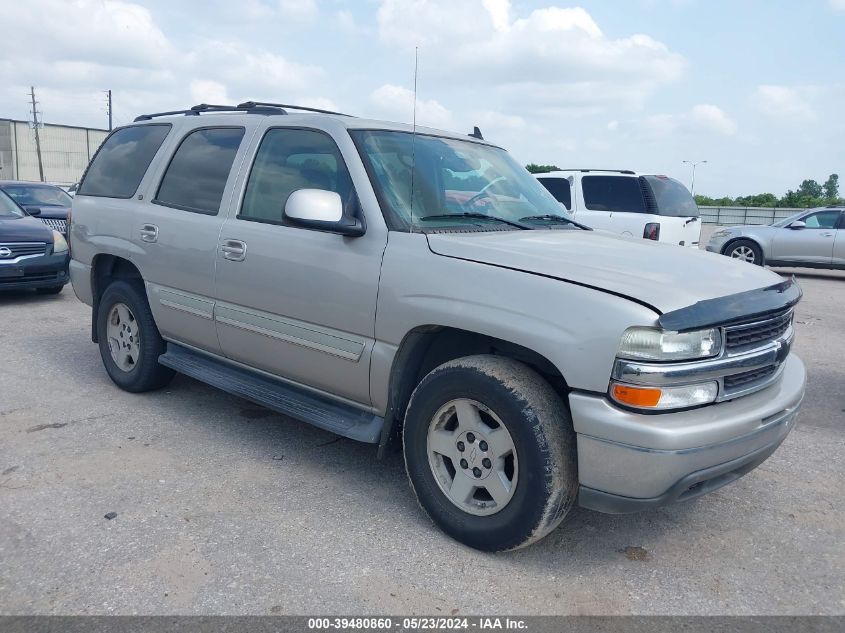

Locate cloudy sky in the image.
[1,0,843,197]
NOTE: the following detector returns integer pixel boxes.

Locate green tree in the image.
[797,179,823,198]
[823,173,839,201]
[525,163,561,174]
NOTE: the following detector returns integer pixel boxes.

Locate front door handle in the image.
[140,224,159,243]
[821,232,834,237]
[221,239,247,262]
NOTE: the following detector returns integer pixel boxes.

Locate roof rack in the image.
[559,169,637,175]
[237,101,352,117]
[134,103,287,122]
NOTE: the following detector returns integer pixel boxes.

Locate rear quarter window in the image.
[538,177,571,210]
[582,175,646,213]
[78,124,171,198]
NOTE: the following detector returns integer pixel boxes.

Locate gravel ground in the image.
[0,252,843,615]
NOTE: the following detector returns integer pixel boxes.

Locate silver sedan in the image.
[706,206,845,269]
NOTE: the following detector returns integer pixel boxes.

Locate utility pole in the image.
[29,86,45,182]
[682,159,707,196]
[106,89,112,131]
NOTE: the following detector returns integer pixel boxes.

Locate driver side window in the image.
[803,211,840,229]
[240,128,355,224]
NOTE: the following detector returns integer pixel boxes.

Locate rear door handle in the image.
[140,224,159,242]
[221,239,247,262]
[821,232,834,237]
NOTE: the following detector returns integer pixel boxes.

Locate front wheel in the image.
[725,239,763,265]
[403,355,578,551]
[96,280,174,392]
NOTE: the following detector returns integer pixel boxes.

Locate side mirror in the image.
[25,206,41,216]
[284,189,365,237]
[788,220,806,230]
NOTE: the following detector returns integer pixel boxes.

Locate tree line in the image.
[525,164,842,209]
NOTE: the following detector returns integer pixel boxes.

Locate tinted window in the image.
[155,127,245,215]
[78,124,170,198]
[538,177,571,209]
[641,176,698,217]
[803,210,841,229]
[582,175,646,213]
[240,128,354,223]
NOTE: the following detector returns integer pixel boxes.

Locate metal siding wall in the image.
[8,121,107,184]
[0,121,13,180]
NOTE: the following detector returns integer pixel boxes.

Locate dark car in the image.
[0,189,69,294]
[0,181,72,236]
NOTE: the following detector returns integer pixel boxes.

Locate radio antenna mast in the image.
[409,46,419,233]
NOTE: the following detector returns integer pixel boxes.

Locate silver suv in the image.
[69,102,806,551]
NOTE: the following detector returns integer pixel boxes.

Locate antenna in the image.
[409,46,419,233]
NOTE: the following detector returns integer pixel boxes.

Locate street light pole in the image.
[682,160,707,196]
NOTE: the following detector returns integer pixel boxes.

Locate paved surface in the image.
[1,262,843,615]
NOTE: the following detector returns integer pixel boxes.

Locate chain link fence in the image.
[699,206,802,226]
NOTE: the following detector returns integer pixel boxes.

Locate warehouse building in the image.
[0,118,108,185]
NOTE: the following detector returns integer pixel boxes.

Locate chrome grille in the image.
[0,242,48,259]
[40,218,68,234]
[725,310,793,350]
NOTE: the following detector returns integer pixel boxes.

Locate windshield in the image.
[0,190,25,218]
[351,130,573,230]
[641,176,699,217]
[2,184,73,206]
[772,211,806,227]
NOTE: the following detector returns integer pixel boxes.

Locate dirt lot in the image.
[1,255,843,615]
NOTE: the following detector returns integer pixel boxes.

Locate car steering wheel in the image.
[463,176,507,209]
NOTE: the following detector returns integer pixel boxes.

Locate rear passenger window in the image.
[78,124,170,198]
[538,178,571,210]
[582,175,646,213]
[240,128,354,224]
[155,127,245,215]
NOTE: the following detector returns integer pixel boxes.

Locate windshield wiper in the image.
[418,213,531,230]
[518,214,591,230]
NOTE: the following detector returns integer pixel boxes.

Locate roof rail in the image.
[558,169,637,175]
[237,101,352,117]
[134,103,288,122]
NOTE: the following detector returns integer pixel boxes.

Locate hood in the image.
[0,214,55,242]
[426,229,784,314]
[22,204,70,220]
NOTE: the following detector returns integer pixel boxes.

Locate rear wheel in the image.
[725,239,763,265]
[96,280,174,392]
[403,355,578,551]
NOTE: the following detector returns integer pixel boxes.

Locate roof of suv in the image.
[129,102,496,147]
[536,169,639,177]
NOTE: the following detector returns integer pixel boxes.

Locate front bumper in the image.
[571,353,805,513]
[0,252,69,291]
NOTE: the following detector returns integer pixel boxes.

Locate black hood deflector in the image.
[658,278,802,332]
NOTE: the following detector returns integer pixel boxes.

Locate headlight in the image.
[618,327,721,361]
[52,230,68,254]
[610,381,718,410]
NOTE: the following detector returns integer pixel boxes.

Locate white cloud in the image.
[830,0,845,11]
[0,0,330,127]
[644,104,737,137]
[278,0,318,20]
[607,120,619,131]
[369,84,454,129]
[754,85,816,121]
[376,0,685,111]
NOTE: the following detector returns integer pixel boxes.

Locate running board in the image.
[159,344,383,443]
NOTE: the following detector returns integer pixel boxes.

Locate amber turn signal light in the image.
[611,384,662,408]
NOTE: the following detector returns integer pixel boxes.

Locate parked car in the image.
[0,188,70,294]
[70,102,805,551]
[707,206,845,269]
[0,180,72,235]
[536,169,702,247]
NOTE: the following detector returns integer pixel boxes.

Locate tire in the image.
[725,239,763,266]
[96,280,175,392]
[403,355,578,552]
[36,285,64,295]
